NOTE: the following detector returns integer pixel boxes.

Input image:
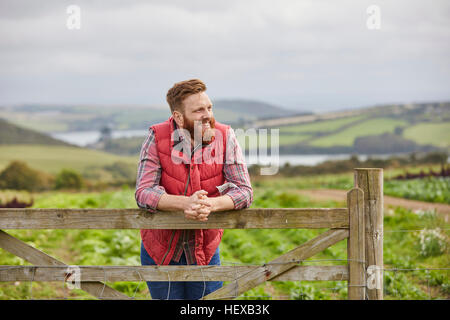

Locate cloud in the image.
[0,0,449,110]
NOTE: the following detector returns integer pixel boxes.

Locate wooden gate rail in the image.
[0,168,383,300]
[0,265,348,282]
[0,208,348,229]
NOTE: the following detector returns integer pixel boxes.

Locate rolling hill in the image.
[0,119,138,181]
[0,99,296,133]
[84,102,449,156]
[0,144,137,176]
[0,118,75,147]
[257,102,450,154]
[1,101,448,156]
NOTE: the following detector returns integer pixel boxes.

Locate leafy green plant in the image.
[416,228,448,257]
[384,177,450,204]
[1,175,449,300]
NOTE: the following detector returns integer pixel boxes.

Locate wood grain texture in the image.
[0,230,130,300]
[0,208,349,229]
[354,168,383,300]
[203,228,349,300]
[347,188,366,300]
[0,265,348,282]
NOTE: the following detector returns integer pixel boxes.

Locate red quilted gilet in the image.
[140,116,229,265]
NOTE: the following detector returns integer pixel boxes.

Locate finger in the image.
[197,205,211,214]
[196,209,211,218]
[190,204,204,210]
[186,211,207,221]
[195,213,209,221]
[193,199,212,207]
[194,190,208,197]
[189,207,210,219]
[185,214,200,221]
[184,209,199,220]
[197,202,212,209]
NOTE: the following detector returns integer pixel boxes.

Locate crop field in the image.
[384,177,450,204]
[0,172,448,300]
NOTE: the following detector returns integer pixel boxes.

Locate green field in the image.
[310,118,407,147]
[2,102,449,156]
[236,130,312,149]
[0,172,448,300]
[403,122,450,148]
[240,115,448,150]
[0,145,138,175]
[279,115,366,134]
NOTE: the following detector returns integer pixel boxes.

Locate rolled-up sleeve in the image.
[135,128,166,212]
[219,128,253,210]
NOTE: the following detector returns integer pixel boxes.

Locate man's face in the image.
[177,92,216,144]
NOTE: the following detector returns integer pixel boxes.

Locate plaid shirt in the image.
[135,121,253,264]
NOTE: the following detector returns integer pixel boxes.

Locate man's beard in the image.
[183,115,216,145]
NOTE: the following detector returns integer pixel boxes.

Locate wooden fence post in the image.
[347,188,365,300]
[354,168,383,300]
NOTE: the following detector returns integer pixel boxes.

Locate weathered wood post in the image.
[354,168,383,300]
[347,188,365,300]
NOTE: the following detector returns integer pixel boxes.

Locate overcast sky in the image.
[0,0,449,112]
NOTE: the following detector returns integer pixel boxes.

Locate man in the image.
[135,79,253,300]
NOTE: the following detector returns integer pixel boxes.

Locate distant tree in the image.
[420,152,448,165]
[354,133,419,154]
[54,169,84,190]
[103,161,136,181]
[394,126,404,135]
[99,126,112,142]
[0,160,50,191]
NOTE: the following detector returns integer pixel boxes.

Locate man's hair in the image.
[166,79,207,114]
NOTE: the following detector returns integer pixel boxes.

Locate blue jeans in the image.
[140,242,223,300]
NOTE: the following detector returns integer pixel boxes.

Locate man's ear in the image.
[173,110,184,127]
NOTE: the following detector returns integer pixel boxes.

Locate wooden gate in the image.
[0,168,383,300]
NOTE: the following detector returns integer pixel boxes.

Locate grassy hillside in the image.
[279,115,366,134]
[0,118,73,146]
[309,118,407,147]
[2,101,448,156]
[0,145,138,176]
[259,102,450,154]
[83,114,449,156]
[403,123,450,148]
[213,99,299,122]
[0,100,295,133]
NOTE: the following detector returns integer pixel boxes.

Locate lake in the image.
[50,130,404,166]
[51,130,147,146]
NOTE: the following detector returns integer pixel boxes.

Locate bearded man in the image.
[135,79,253,300]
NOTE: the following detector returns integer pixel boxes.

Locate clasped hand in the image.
[184,190,213,222]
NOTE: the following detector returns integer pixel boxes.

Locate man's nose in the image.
[202,110,212,120]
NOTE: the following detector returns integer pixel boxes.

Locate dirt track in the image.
[297,189,450,222]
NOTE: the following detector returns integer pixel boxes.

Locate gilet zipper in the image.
[161,163,191,264]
